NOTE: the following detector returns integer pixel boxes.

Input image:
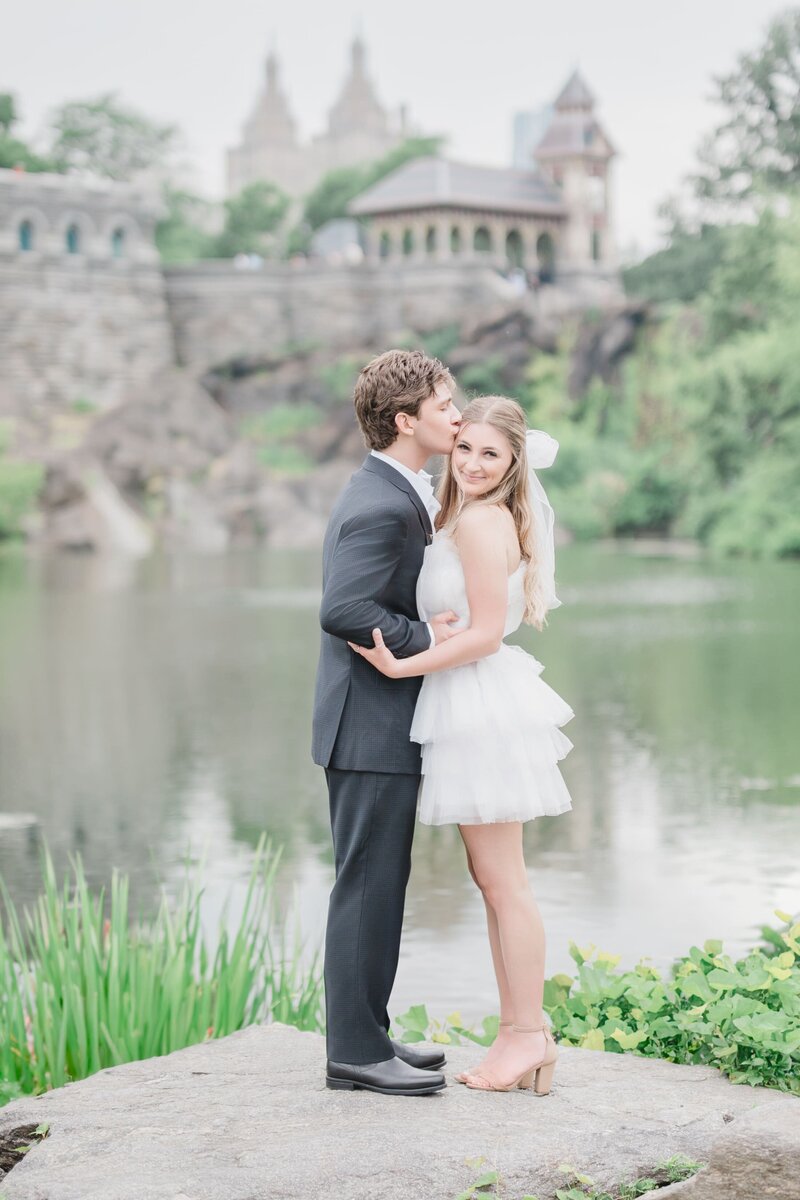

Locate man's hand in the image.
[430,610,459,644]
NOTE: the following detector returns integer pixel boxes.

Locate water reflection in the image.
[0,542,798,1022]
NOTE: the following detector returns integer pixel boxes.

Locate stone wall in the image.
[0,169,172,415]
[1,162,623,419]
[165,260,535,373]
[0,257,173,415]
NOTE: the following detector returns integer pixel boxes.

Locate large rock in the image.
[655,1099,800,1199]
[0,1023,796,1200]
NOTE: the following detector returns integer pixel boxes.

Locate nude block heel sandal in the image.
[464,1021,558,1094]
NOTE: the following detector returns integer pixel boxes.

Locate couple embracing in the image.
[311,348,574,1098]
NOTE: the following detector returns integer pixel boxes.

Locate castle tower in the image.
[226,51,305,196]
[327,37,389,139]
[534,70,616,271]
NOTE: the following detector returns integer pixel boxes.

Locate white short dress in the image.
[409,530,575,826]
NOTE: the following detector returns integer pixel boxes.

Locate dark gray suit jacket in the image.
[311,454,434,774]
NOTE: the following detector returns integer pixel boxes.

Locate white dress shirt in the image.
[370,449,439,648]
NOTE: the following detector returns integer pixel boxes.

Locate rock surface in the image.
[0,1023,796,1200]
[655,1099,800,1199]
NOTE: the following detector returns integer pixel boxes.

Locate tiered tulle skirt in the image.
[410,643,574,826]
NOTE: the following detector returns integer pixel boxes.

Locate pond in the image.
[0,541,797,1023]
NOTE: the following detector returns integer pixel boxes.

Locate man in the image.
[312,349,461,1096]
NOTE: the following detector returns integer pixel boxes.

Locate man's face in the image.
[411,381,461,458]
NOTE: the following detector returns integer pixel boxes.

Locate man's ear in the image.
[394,410,416,438]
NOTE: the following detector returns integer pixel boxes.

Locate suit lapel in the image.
[362,455,433,543]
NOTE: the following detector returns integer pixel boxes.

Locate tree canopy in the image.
[301,135,443,233]
[47,93,178,181]
[693,8,800,204]
[0,92,56,172]
[210,181,290,258]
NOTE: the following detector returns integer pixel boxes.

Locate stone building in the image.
[350,70,616,281]
[226,38,415,198]
[0,166,171,411]
[0,167,162,265]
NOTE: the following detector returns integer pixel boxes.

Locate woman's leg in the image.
[460,833,515,1023]
[459,821,549,1084]
[455,835,515,1078]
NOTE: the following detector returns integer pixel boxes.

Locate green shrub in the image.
[543,918,800,1093]
[611,453,688,534]
[394,912,800,1094]
[0,461,43,539]
[421,324,461,363]
[241,404,318,442]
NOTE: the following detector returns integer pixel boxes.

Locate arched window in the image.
[536,232,555,283]
[18,220,34,252]
[65,223,81,255]
[450,226,462,255]
[111,227,126,258]
[425,226,436,255]
[473,226,492,254]
[379,231,392,260]
[402,228,414,257]
[505,229,524,269]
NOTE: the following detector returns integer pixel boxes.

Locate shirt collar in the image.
[369,449,439,517]
[370,450,433,492]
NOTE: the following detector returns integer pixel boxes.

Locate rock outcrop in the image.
[0,1022,796,1200]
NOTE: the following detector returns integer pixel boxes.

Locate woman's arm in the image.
[349,506,511,678]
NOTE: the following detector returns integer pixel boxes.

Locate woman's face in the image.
[451,421,514,499]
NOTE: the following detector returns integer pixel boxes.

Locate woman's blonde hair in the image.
[436,395,548,629]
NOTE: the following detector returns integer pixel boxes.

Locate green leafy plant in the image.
[546,912,800,1093]
[396,912,800,1094]
[0,837,323,1103]
[0,461,43,540]
[454,1157,501,1200]
[553,1154,702,1200]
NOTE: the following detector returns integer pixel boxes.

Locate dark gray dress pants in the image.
[323,767,420,1064]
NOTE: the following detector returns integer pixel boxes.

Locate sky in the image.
[1,0,789,257]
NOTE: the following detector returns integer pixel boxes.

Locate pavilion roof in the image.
[350,156,566,218]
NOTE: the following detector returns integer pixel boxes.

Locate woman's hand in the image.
[348,628,406,678]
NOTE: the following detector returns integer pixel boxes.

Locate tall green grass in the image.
[0,836,324,1105]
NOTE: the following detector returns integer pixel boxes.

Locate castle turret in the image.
[534,70,616,271]
[226,51,303,196]
[327,38,389,139]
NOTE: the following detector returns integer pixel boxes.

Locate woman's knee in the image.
[474,868,530,910]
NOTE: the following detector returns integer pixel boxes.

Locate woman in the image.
[349,396,574,1096]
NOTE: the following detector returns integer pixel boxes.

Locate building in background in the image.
[226,38,417,198]
[350,70,616,282]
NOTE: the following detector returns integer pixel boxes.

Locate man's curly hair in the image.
[353,349,455,451]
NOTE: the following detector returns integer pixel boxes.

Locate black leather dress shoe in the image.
[326,1055,446,1095]
[391,1039,446,1070]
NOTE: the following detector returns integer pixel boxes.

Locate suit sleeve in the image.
[319,505,432,657]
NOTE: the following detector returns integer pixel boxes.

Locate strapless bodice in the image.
[416,530,526,639]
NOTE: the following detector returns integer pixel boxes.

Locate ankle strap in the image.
[512,1022,546,1032]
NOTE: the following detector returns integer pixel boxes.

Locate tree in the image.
[693,8,800,204]
[211,181,290,258]
[623,223,732,304]
[47,93,178,181]
[155,187,215,263]
[0,93,16,136]
[0,92,55,172]
[301,135,443,232]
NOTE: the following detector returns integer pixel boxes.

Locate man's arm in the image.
[319,505,431,657]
